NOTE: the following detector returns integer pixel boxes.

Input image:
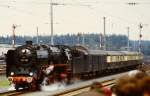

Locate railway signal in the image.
[138,23,148,53]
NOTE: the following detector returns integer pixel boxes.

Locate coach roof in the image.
[88,50,107,55]
[106,51,125,55]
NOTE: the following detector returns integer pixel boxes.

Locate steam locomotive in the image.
[6,41,142,90]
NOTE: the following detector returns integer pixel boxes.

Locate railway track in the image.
[0,89,37,96]
[0,90,23,96]
[45,69,150,96]
[40,72,128,96]
[1,69,150,96]
[52,79,115,96]
[0,79,115,96]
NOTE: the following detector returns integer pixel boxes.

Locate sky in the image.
[0,0,150,40]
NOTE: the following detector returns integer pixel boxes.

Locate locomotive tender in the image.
[6,41,142,90]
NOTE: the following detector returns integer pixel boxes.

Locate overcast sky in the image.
[0,0,150,40]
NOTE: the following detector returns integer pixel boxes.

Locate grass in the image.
[0,79,9,87]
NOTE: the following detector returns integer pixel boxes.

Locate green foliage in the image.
[0,79,9,87]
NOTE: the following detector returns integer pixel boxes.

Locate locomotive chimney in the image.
[26,41,33,45]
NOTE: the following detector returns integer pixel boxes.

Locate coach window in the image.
[137,55,139,60]
[110,56,112,62]
[136,55,138,60]
[135,56,138,60]
[112,56,115,62]
[139,55,141,59]
[125,55,128,61]
[117,56,119,62]
[115,56,117,62]
[121,56,124,61]
[134,55,135,60]
[119,56,122,61]
[128,55,130,60]
[122,55,124,61]
[111,56,113,62]
[137,55,140,59]
[129,55,131,60]
[107,56,110,63]
[133,55,135,60]
[130,55,133,60]
[131,55,133,60]
[118,56,120,61]
[116,56,118,62]
[118,56,119,61]
[130,55,132,60]
[120,56,122,61]
[119,56,121,61]
[115,56,118,62]
[132,55,134,60]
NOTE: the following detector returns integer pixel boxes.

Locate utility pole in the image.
[103,17,106,50]
[36,26,39,45]
[139,23,143,53]
[82,32,85,45]
[77,33,81,45]
[12,24,16,48]
[127,27,130,51]
[99,33,103,49]
[50,0,54,45]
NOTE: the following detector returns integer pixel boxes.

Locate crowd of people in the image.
[78,70,150,96]
[113,70,150,96]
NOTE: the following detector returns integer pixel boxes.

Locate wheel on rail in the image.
[28,82,40,91]
[15,84,19,91]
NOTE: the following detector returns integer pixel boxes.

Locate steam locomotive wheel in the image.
[15,84,19,90]
[28,82,39,90]
[15,84,27,90]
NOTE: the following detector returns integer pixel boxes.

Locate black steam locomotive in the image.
[6,41,142,90]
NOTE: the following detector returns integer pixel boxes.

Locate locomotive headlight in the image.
[29,72,33,76]
[27,77,33,83]
[10,72,14,76]
[45,65,54,74]
[8,77,13,82]
[21,49,31,55]
[49,65,54,71]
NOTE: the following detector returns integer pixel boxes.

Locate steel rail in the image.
[51,79,115,96]
[0,89,36,96]
[0,90,19,96]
